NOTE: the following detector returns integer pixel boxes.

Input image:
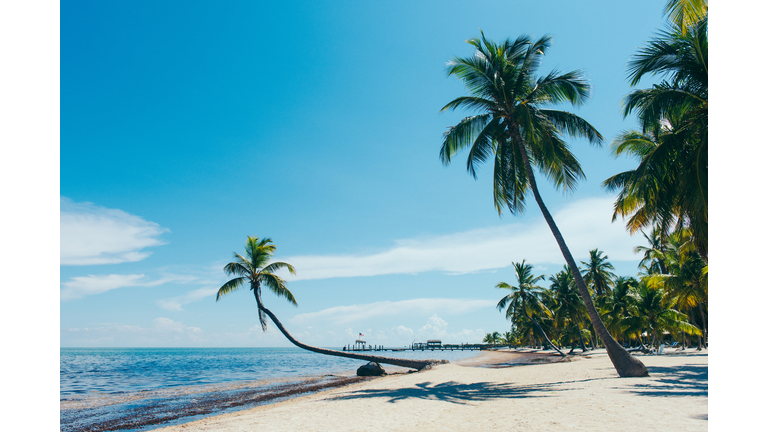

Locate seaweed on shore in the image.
[60,375,368,432]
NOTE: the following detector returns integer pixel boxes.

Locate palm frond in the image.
[216,277,247,301]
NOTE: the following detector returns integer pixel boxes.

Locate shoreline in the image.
[60,348,546,432]
[60,348,494,432]
[155,348,708,432]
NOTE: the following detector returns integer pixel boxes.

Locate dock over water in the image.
[343,340,495,352]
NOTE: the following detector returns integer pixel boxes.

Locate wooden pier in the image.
[342,339,493,352]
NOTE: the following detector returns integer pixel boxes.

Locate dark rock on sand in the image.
[357,362,386,376]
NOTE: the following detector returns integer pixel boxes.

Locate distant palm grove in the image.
[485,238,706,353]
[445,0,707,368]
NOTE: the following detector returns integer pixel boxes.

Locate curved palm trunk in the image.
[511,129,648,377]
[521,295,565,357]
[257,304,447,371]
[577,322,588,352]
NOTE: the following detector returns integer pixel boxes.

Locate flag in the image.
[359,333,364,337]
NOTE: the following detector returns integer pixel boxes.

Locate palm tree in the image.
[549,266,589,352]
[580,249,616,297]
[497,261,564,356]
[634,227,669,275]
[613,16,708,259]
[483,331,503,346]
[664,0,707,35]
[645,229,707,348]
[440,33,647,376]
[502,330,517,348]
[632,279,702,348]
[216,236,446,371]
[597,276,643,345]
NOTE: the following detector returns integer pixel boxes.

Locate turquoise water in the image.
[60,347,479,432]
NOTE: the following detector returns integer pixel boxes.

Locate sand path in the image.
[157,349,707,432]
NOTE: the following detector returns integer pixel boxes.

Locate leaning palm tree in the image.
[216,236,446,370]
[497,261,564,356]
[440,33,647,376]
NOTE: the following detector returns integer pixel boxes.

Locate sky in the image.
[55,0,685,348]
[33,0,742,352]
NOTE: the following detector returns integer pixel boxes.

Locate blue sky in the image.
[57,0,681,348]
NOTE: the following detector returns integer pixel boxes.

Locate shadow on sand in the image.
[329,380,558,405]
[624,363,708,398]
[330,358,707,406]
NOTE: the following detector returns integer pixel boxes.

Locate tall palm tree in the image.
[612,16,708,259]
[634,226,670,275]
[580,249,616,297]
[497,261,564,356]
[645,228,707,348]
[549,266,589,352]
[216,236,446,371]
[597,276,643,344]
[440,33,647,376]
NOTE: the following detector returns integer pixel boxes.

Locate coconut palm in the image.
[549,266,589,352]
[580,249,616,297]
[664,0,707,34]
[502,330,517,348]
[632,279,702,349]
[634,226,670,275]
[440,33,647,376]
[483,331,503,346]
[615,16,708,259]
[497,261,564,356]
[597,276,644,345]
[216,236,445,371]
[645,229,707,348]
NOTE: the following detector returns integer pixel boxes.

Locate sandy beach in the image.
[155,348,707,432]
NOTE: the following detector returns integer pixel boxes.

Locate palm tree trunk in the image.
[258,304,446,371]
[511,129,648,377]
[577,322,588,352]
[521,299,565,357]
[698,302,708,347]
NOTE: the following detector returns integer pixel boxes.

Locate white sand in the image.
[157,349,707,432]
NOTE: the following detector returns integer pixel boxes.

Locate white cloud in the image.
[156,287,219,311]
[278,197,639,281]
[60,273,194,300]
[60,197,169,265]
[290,298,496,326]
[152,317,202,334]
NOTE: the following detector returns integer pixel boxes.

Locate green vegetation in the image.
[604,2,708,259]
[487,232,707,353]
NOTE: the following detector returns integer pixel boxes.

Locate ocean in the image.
[60,347,480,432]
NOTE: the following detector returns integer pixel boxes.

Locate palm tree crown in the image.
[440,32,603,215]
[216,236,297,330]
[580,249,616,297]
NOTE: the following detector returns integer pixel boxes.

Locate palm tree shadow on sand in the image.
[623,363,708,398]
[329,381,559,405]
[328,362,707,406]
